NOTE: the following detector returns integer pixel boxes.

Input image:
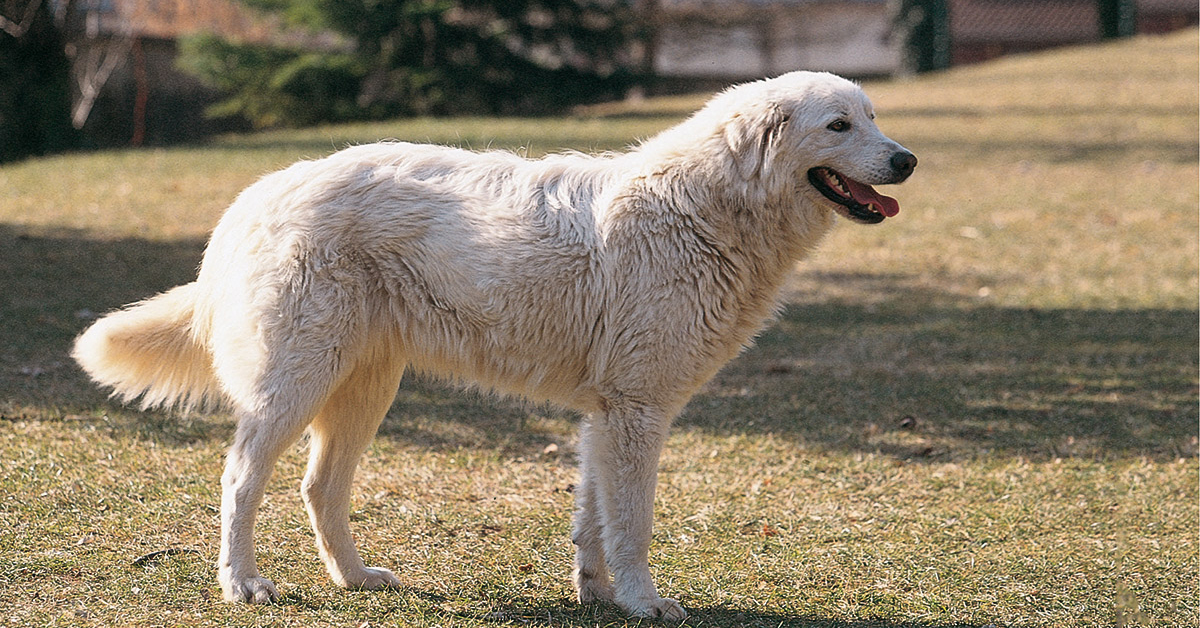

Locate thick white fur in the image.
[73,71,912,620]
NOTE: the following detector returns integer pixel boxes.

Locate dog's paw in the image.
[621,595,688,622]
[339,566,401,590]
[574,569,615,604]
[222,575,279,604]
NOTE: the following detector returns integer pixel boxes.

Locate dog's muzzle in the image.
[807,149,917,224]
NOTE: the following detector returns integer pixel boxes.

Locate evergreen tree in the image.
[180,0,640,127]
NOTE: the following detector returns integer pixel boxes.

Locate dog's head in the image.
[719,72,916,224]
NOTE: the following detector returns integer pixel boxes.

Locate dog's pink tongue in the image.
[843,177,900,217]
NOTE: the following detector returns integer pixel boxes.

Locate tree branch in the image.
[0,0,43,38]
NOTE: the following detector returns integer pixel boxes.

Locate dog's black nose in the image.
[890,151,917,177]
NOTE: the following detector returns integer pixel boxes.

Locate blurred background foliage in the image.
[0,0,1178,161]
[177,0,642,127]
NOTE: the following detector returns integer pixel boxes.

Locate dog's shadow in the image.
[438,595,1011,628]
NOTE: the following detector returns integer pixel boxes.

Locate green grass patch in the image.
[1,30,1197,627]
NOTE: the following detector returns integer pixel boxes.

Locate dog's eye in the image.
[827,120,851,132]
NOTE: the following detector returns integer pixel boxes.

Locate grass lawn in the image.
[1,29,1197,628]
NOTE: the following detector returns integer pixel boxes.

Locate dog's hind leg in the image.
[302,346,405,591]
[215,292,367,603]
[219,399,322,603]
[572,418,616,604]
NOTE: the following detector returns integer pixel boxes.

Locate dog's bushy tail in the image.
[73,283,219,410]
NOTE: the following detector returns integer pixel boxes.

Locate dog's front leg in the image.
[588,405,687,621]
[572,418,615,604]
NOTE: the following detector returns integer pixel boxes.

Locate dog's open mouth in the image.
[807,167,900,224]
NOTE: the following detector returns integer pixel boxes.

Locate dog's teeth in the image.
[824,172,850,197]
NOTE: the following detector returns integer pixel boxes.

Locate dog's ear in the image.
[723,103,789,180]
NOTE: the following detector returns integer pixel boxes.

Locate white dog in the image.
[73,71,914,620]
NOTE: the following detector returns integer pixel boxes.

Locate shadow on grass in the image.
[437,596,1015,628]
[290,584,1017,628]
[277,587,1013,628]
[2,226,1196,460]
[0,226,206,412]
[681,276,1198,461]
